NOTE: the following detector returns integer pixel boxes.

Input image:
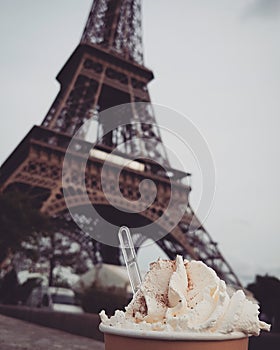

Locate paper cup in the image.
[100,324,248,350]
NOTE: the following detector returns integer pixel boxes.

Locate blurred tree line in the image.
[1,191,280,331]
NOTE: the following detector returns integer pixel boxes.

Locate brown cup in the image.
[100,324,248,350]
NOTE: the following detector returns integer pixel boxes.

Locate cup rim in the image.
[99,323,248,341]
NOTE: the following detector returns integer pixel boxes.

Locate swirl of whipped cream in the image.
[100,255,270,335]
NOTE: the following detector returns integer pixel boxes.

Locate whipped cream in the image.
[100,255,270,336]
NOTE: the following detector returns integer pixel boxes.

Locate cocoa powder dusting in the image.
[138,296,147,315]
[155,293,168,306]
[170,260,176,271]
[185,261,194,291]
[187,275,194,290]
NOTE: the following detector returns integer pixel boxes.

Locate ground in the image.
[0,314,104,350]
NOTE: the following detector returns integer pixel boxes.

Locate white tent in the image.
[73,263,132,295]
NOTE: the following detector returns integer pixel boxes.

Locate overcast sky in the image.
[1,0,280,285]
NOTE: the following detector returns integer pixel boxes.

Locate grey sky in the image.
[243,0,280,18]
[1,0,280,285]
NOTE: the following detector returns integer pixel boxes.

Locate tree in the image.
[0,191,52,303]
[247,274,280,332]
[26,231,93,286]
[0,191,51,264]
[0,191,93,290]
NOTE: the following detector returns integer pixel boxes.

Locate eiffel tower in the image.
[0,0,242,287]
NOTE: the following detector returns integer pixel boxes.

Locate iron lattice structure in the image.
[0,0,242,287]
[81,0,144,64]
